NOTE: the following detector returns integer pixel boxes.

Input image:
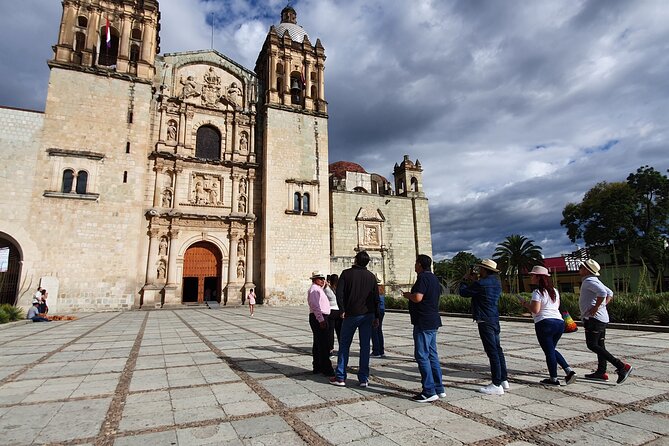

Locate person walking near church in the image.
[307,272,334,377]
[330,251,379,387]
[459,259,509,395]
[403,254,445,402]
[579,259,633,384]
[247,288,256,317]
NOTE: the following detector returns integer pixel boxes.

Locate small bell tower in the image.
[255,5,327,113]
[51,0,160,81]
[394,155,425,198]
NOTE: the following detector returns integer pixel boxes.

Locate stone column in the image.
[163,228,181,307]
[171,166,182,208]
[317,62,325,101]
[140,18,155,63]
[118,14,131,60]
[270,51,277,91]
[247,173,256,217]
[245,233,255,289]
[61,4,77,48]
[231,174,240,214]
[152,163,163,207]
[178,109,186,148]
[145,228,160,284]
[227,234,238,285]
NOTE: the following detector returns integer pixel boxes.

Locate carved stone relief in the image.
[237,260,245,279]
[176,67,244,110]
[161,188,172,207]
[157,260,166,279]
[167,120,177,141]
[158,236,168,256]
[237,239,246,257]
[190,173,223,206]
[239,132,249,154]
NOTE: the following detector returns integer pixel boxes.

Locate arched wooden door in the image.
[182,242,221,303]
[0,235,22,306]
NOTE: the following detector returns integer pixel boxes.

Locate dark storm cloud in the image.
[1,0,667,260]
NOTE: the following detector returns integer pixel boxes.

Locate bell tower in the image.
[254,6,331,304]
[394,155,425,198]
[52,0,160,80]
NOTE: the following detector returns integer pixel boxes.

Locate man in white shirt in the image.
[579,259,632,384]
[307,271,333,377]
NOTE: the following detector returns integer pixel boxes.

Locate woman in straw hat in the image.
[520,266,576,386]
[459,259,509,395]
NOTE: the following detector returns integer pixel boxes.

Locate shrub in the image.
[608,294,656,324]
[657,302,669,325]
[440,295,471,313]
[499,294,524,316]
[385,295,408,310]
[0,307,8,324]
[559,293,581,320]
[0,304,24,322]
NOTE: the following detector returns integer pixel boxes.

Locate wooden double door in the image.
[182,242,222,303]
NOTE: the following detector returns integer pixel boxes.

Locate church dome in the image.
[275,5,310,43]
[329,161,367,179]
[275,22,309,43]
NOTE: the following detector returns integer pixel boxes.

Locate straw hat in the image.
[580,259,601,276]
[476,259,499,273]
[310,271,326,279]
[528,266,549,276]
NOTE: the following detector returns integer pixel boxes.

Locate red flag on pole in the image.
[106,18,111,48]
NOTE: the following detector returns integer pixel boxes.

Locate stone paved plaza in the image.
[0,307,667,446]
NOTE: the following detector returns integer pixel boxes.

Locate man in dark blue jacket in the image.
[403,254,444,402]
[459,259,509,395]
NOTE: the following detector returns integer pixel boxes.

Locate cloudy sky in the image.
[1,0,667,260]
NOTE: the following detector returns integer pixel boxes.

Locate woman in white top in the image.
[521,266,576,386]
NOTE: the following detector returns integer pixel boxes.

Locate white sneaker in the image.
[479,383,504,395]
[437,392,447,398]
[501,380,510,391]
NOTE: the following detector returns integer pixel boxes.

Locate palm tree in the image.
[493,235,544,293]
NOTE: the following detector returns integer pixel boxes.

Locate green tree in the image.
[433,252,480,292]
[561,166,669,288]
[493,235,543,293]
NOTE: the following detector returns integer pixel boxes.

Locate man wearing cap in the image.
[579,259,633,384]
[27,301,50,322]
[307,271,334,377]
[459,259,509,395]
[330,250,379,387]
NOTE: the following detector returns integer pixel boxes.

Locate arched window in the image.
[76,171,88,194]
[129,44,140,63]
[302,193,310,213]
[290,74,302,104]
[74,32,86,52]
[131,28,142,40]
[276,62,283,74]
[277,77,283,94]
[195,125,221,160]
[62,169,74,193]
[353,186,368,193]
[97,26,119,67]
[293,192,301,212]
[410,177,419,192]
[77,16,88,28]
[310,85,317,100]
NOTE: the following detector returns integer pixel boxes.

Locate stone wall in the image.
[330,190,432,294]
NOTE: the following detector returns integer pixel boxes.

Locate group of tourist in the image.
[27,286,50,322]
[307,251,634,403]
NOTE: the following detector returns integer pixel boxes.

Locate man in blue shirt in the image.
[403,254,444,402]
[459,259,508,395]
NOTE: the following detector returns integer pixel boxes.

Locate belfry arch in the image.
[182,241,222,303]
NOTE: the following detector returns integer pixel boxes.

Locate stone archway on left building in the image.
[0,233,23,306]
[182,241,222,304]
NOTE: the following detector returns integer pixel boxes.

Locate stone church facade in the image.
[0,0,432,312]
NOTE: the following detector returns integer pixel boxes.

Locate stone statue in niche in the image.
[209,182,219,205]
[237,260,245,279]
[161,189,172,207]
[227,82,243,109]
[238,195,247,213]
[239,177,247,195]
[239,132,248,153]
[237,239,246,258]
[157,260,166,279]
[180,75,200,99]
[158,237,168,256]
[201,67,222,107]
[167,120,177,141]
[195,181,207,205]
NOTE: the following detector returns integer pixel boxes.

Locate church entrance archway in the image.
[0,234,22,306]
[182,241,222,303]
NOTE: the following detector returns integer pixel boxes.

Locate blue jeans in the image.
[335,313,374,382]
[477,320,508,386]
[534,318,569,378]
[413,327,444,397]
[371,311,385,355]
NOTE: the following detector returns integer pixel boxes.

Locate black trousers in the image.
[584,318,624,373]
[328,309,343,352]
[309,313,334,375]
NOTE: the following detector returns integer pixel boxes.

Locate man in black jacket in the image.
[330,251,379,387]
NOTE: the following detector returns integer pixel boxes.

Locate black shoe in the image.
[411,393,439,403]
[540,378,560,386]
[312,369,321,374]
[616,364,633,384]
[565,371,577,385]
[584,372,609,381]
